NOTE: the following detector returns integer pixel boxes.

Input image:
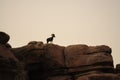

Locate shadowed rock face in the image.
[0,45,18,80]
[0,45,18,62]
[115,64,120,78]
[0,32,10,44]
[76,73,120,80]
[0,32,18,80]
[0,41,119,80]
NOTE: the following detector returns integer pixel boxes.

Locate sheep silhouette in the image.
[46,34,55,43]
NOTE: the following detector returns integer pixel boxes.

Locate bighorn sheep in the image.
[46,34,55,43]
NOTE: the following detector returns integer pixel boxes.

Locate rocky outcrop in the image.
[115,64,120,78]
[0,32,10,45]
[0,45,18,80]
[0,41,120,80]
[116,64,120,73]
[65,45,113,73]
[0,32,18,80]
[13,42,118,80]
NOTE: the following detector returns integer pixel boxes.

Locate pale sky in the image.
[0,0,120,66]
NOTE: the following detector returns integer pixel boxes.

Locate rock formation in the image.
[116,64,120,73]
[0,41,120,80]
[0,47,18,80]
[0,32,10,45]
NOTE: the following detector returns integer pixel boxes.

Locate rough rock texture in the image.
[0,45,18,62]
[0,44,18,80]
[65,45,113,73]
[0,41,120,80]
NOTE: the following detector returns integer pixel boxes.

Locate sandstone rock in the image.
[65,44,88,55]
[12,42,65,66]
[1,42,117,80]
[12,42,45,64]
[28,41,44,49]
[0,44,18,62]
[5,43,12,48]
[12,42,66,79]
[76,73,120,80]
[0,31,10,44]
[65,45,113,73]
[45,44,65,68]
[86,45,112,54]
[116,64,120,73]
[0,45,18,80]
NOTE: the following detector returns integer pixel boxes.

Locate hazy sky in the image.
[0,0,120,65]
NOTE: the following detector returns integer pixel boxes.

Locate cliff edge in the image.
[0,41,120,80]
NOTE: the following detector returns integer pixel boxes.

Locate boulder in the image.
[0,31,10,44]
[0,41,118,80]
[115,64,120,78]
[44,44,65,68]
[116,64,120,73]
[65,45,113,73]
